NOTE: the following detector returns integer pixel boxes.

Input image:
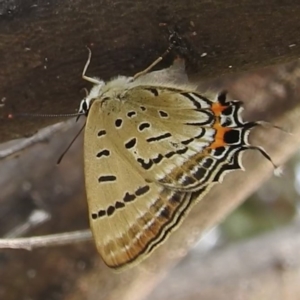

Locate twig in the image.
[0,229,92,251]
[0,121,68,160]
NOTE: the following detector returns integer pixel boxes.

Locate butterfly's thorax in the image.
[88,76,134,114]
[98,95,124,114]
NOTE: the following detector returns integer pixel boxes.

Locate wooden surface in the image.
[1,0,300,142]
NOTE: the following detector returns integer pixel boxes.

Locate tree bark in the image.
[1,0,300,142]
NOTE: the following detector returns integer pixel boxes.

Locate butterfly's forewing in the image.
[84,99,199,268]
[84,84,255,269]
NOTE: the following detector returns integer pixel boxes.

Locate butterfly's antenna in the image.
[8,112,84,119]
[57,122,86,165]
[255,120,292,135]
[133,31,182,80]
[82,47,104,85]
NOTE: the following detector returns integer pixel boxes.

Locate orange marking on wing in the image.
[209,122,231,149]
[211,103,227,116]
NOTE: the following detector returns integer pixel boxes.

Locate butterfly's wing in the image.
[122,86,254,191]
[84,86,255,269]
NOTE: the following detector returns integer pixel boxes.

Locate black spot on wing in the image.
[92,185,150,220]
[152,154,164,164]
[91,209,106,220]
[98,175,117,183]
[124,192,135,202]
[176,147,188,155]
[96,149,110,158]
[224,130,240,144]
[135,185,150,196]
[115,201,125,208]
[138,122,151,131]
[146,132,172,143]
[98,130,106,137]
[136,152,169,170]
[222,106,233,116]
[98,210,106,217]
[165,151,176,158]
[107,206,115,216]
[125,138,137,149]
[137,158,153,170]
[115,119,123,128]
[213,147,226,157]
[123,185,150,202]
[203,158,214,168]
[181,138,194,145]
[158,110,169,118]
[193,167,206,180]
[127,111,137,118]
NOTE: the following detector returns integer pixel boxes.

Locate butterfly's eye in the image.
[82,100,88,112]
[79,98,89,115]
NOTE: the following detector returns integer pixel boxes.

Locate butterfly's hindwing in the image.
[121,87,252,191]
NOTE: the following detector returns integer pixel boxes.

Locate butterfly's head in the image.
[78,81,105,116]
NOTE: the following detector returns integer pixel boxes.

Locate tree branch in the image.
[1,0,300,142]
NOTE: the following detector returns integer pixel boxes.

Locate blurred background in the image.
[1,1,300,299]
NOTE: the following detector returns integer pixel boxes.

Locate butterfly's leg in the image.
[255,121,291,135]
[133,31,185,80]
[82,47,103,85]
[133,47,173,80]
[133,31,187,80]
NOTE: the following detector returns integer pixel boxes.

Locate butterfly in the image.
[78,46,275,270]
